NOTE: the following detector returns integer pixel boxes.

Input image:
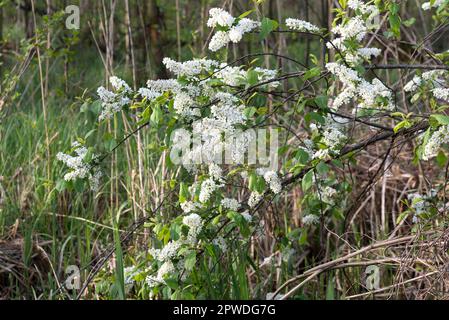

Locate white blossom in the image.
[221,197,240,211]
[228,18,260,43]
[208,163,223,180]
[241,210,252,222]
[162,57,219,78]
[146,260,175,288]
[248,191,263,208]
[302,214,320,226]
[422,125,449,161]
[209,31,230,51]
[109,76,131,93]
[173,91,200,117]
[285,18,320,33]
[199,178,222,203]
[433,88,449,101]
[347,0,379,15]
[332,17,367,42]
[422,0,445,10]
[149,240,181,262]
[97,86,130,120]
[183,213,203,242]
[404,76,422,92]
[213,236,227,252]
[56,142,102,191]
[357,47,382,60]
[180,201,201,213]
[262,170,282,194]
[207,8,235,28]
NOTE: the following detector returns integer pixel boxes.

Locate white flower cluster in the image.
[347,0,379,15]
[180,200,201,213]
[406,191,437,223]
[311,116,347,154]
[149,240,181,262]
[183,213,203,242]
[248,191,263,208]
[403,70,449,102]
[209,31,231,52]
[221,197,240,211]
[404,76,423,92]
[199,178,223,203]
[207,8,235,28]
[56,141,102,191]
[257,169,282,194]
[326,62,394,111]
[179,97,250,168]
[146,260,175,288]
[173,91,200,118]
[322,186,337,204]
[213,236,228,252]
[326,4,381,65]
[357,47,382,60]
[147,213,203,287]
[162,57,219,79]
[97,77,130,121]
[207,8,260,51]
[241,210,252,222]
[214,64,279,88]
[228,18,261,43]
[137,62,214,118]
[433,88,449,102]
[302,214,320,226]
[110,76,131,93]
[422,0,446,10]
[285,18,320,33]
[422,125,449,160]
[333,17,367,42]
[197,166,225,204]
[215,64,246,86]
[97,77,131,120]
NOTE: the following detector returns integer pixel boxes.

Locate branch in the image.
[364,64,449,70]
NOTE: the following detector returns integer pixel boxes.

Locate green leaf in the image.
[238,10,254,19]
[316,161,329,175]
[55,179,67,192]
[243,107,257,118]
[165,278,179,290]
[296,148,310,165]
[113,225,125,300]
[246,69,259,87]
[436,150,447,167]
[150,105,163,125]
[326,276,335,300]
[103,133,117,152]
[302,170,314,192]
[179,182,190,203]
[314,95,328,109]
[388,3,401,37]
[259,18,278,40]
[393,120,411,133]
[90,100,102,115]
[73,178,85,192]
[429,114,449,127]
[184,251,196,271]
[249,172,266,193]
[403,18,416,27]
[396,211,409,224]
[305,111,325,125]
[303,67,321,81]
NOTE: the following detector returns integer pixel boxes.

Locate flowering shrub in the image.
[57,1,449,299]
